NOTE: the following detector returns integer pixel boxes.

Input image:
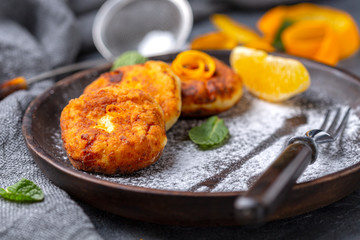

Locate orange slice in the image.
[230,46,311,102]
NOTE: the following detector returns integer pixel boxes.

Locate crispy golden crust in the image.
[60,86,167,174]
[84,61,181,130]
[180,57,243,117]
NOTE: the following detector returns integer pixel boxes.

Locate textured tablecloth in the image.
[1,0,360,239]
[0,0,102,239]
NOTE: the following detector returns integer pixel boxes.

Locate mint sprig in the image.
[111,51,148,70]
[273,19,294,51]
[189,116,229,149]
[0,178,44,203]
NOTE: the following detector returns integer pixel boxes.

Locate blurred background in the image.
[72,0,360,75]
[1,0,359,82]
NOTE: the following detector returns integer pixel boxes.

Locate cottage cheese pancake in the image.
[60,86,167,174]
[84,61,181,130]
[180,57,243,117]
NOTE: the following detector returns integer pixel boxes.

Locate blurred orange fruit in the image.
[281,20,340,66]
[258,3,359,59]
[211,14,262,44]
[190,32,238,50]
[230,46,311,102]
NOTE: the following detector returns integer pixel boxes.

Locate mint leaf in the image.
[111,51,148,70]
[273,19,294,51]
[189,116,229,149]
[0,178,44,203]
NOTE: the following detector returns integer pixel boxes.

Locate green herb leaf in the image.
[0,178,44,203]
[272,19,294,51]
[111,51,148,70]
[189,116,229,149]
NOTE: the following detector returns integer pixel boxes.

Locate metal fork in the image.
[234,107,351,223]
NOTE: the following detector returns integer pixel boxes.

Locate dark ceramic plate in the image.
[22,51,360,226]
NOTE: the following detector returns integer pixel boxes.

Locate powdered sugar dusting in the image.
[79,90,360,192]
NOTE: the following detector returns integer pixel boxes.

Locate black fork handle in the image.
[234,141,313,223]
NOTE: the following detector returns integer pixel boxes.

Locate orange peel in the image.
[211,14,262,44]
[281,20,339,65]
[171,50,216,79]
[244,39,275,52]
[258,3,359,60]
[190,31,238,50]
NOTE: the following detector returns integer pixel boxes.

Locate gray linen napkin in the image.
[0,0,102,239]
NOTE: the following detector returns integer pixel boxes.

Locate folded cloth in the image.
[0,0,102,239]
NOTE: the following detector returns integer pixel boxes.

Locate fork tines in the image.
[320,107,351,139]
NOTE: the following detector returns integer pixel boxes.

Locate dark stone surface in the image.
[80,188,360,239]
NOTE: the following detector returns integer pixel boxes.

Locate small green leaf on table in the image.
[0,178,44,203]
[189,116,229,149]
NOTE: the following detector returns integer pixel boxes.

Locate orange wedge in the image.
[230,46,311,102]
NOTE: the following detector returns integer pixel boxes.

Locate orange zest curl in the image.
[171,50,216,79]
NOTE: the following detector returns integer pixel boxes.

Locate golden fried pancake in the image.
[60,86,167,174]
[84,60,181,130]
[180,57,243,117]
